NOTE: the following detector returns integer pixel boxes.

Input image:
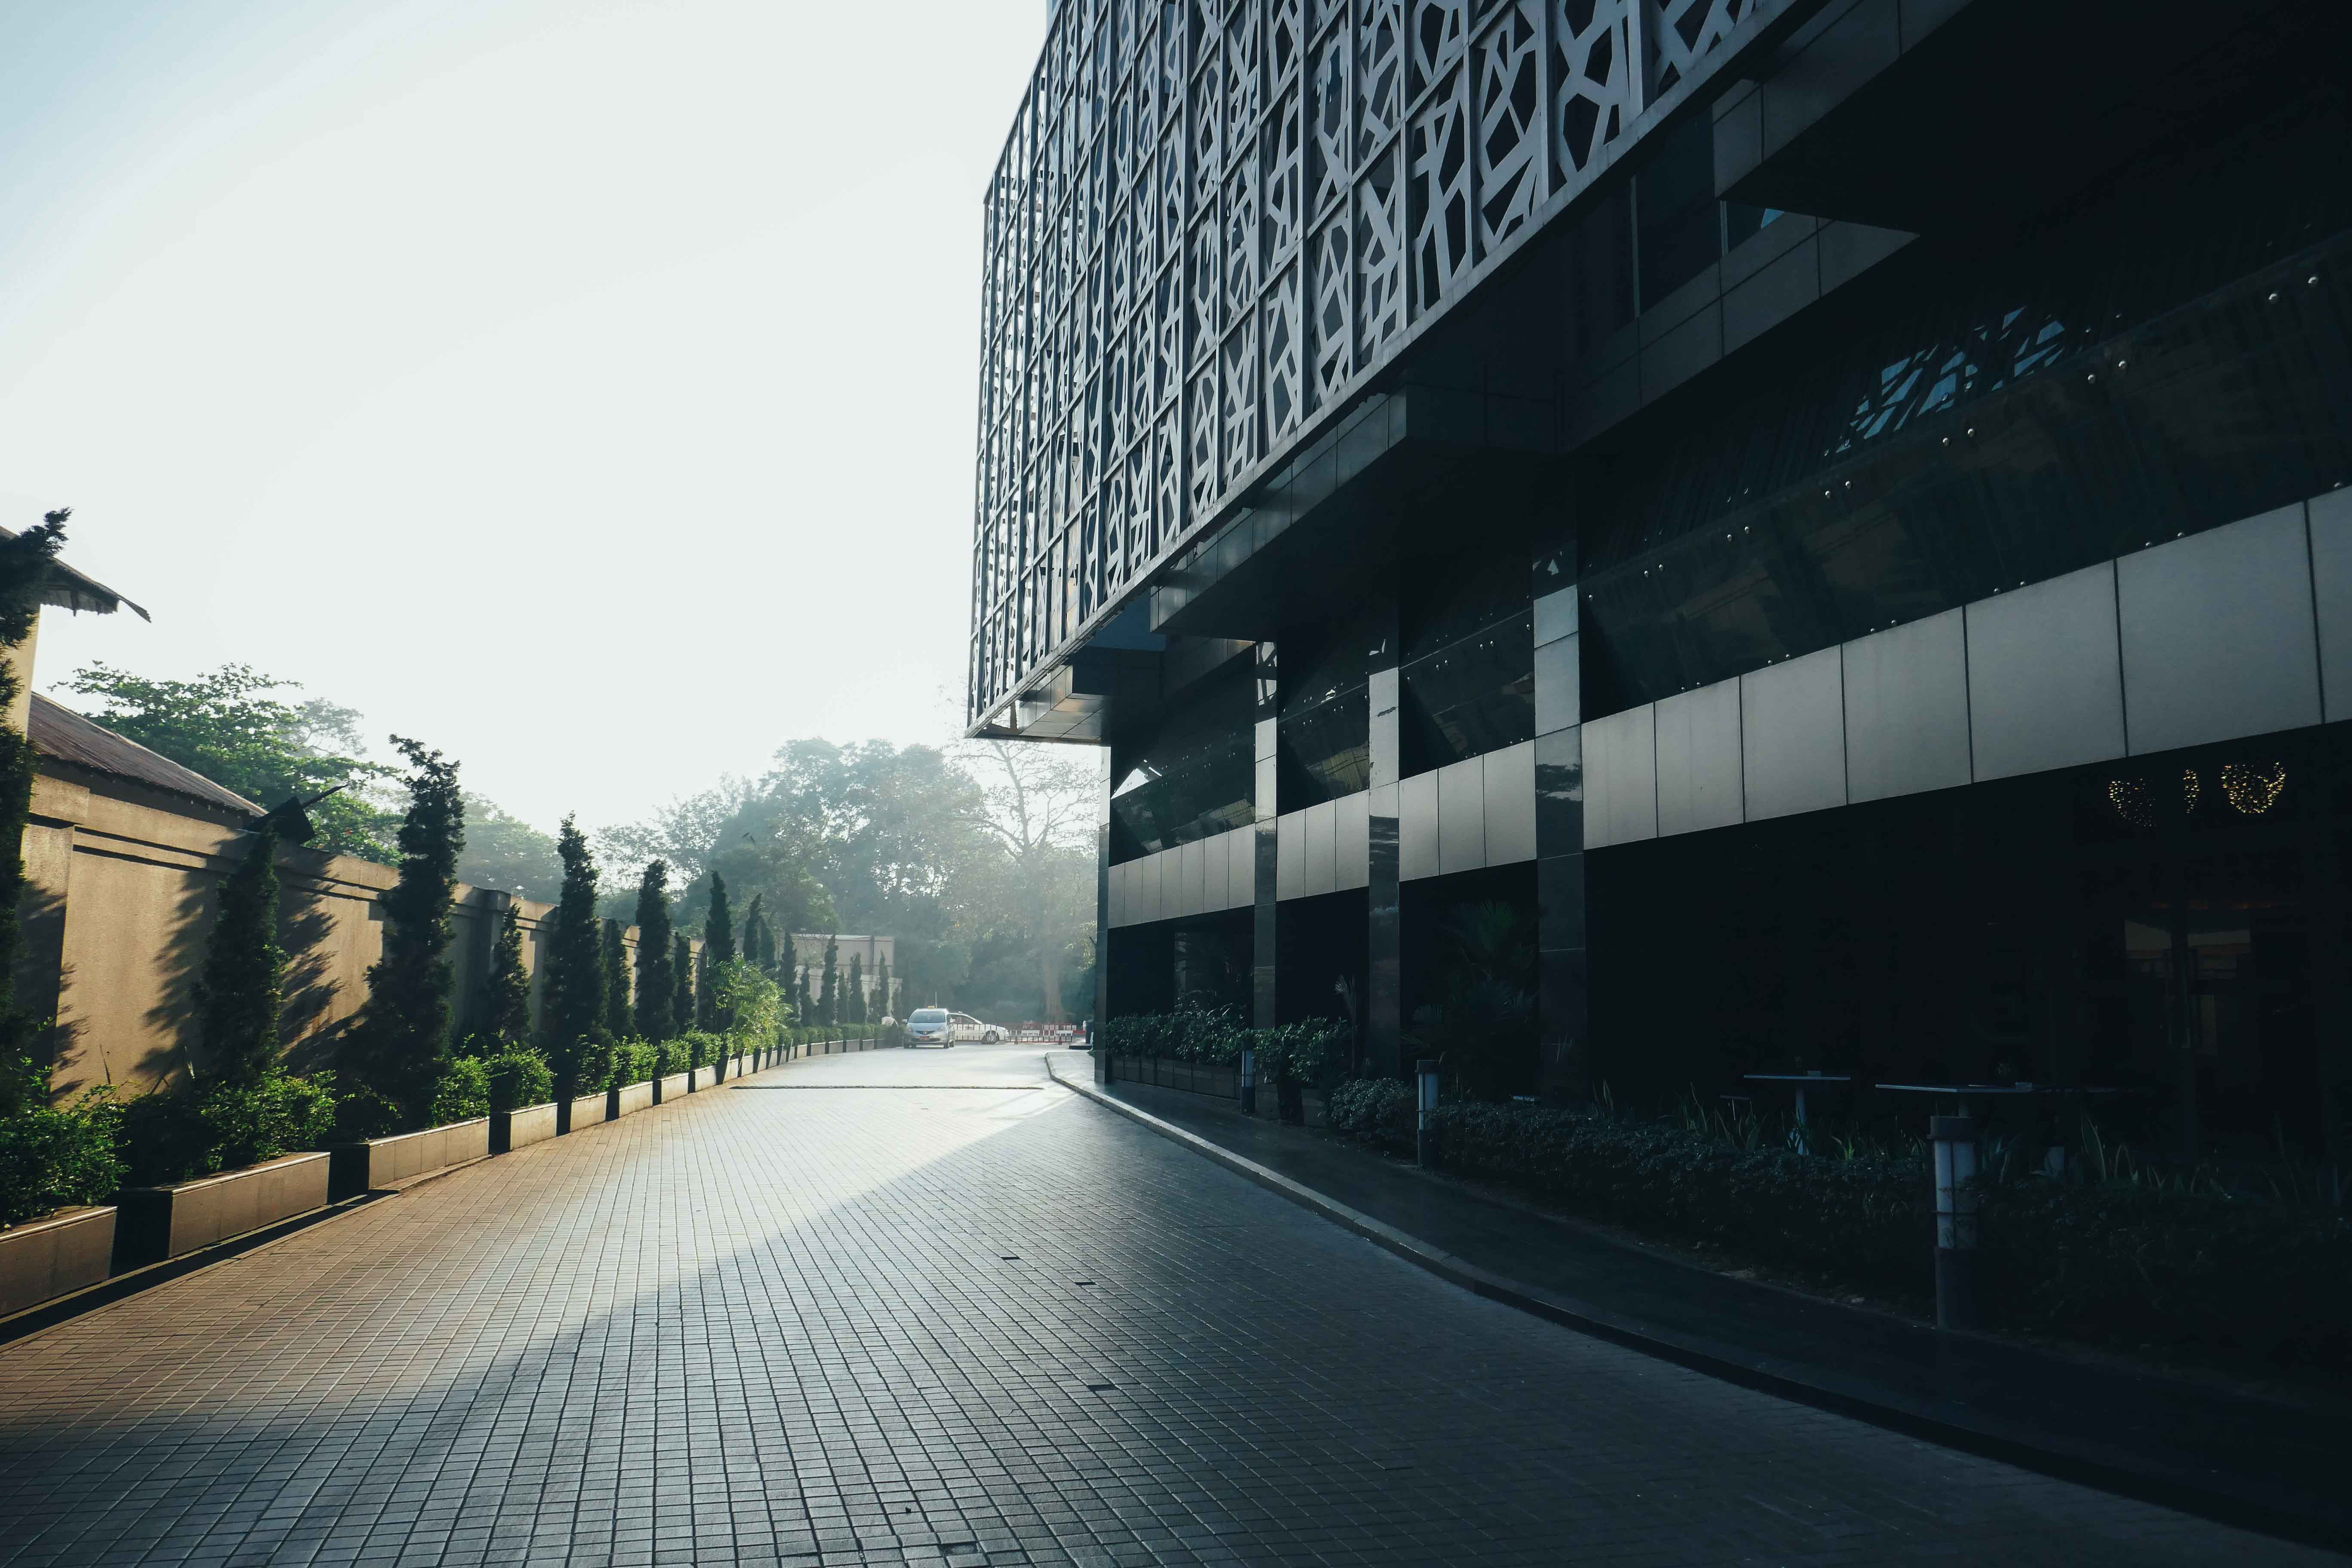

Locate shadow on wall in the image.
[134,870,211,1091]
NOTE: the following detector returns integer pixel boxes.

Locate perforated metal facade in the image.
[967,0,1755,732]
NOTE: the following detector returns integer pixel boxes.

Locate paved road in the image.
[0,1046,2335,1567]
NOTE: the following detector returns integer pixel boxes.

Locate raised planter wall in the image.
[563,1091,608,1135]
[113,1152,331,1269]
[657,1071,690,1104]
[0,1206,116,1317]
[1111,1054,1241,1101]
[492,1102,558,1153]
[611,1080,654,1119]
[329,1118,491,1199]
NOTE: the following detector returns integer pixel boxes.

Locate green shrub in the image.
[606,1038,658,1089]
[1325,1077,1414,1152]
[1329,1095,2352,1379]
[0,1087,122,1227]
[486,1050,553,1114]
[678,1031,723,1070]
[120,1071,337,1186]
[430,1057,491,1123]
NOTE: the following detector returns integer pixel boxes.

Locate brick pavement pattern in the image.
[0,1046,2338,1567]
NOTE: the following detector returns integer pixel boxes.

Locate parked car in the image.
[905,1008,956,1047]
[949,1013,1005,1044]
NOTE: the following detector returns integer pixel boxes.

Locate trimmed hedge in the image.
[1102,1011,1351,1084]
[117,1072,337,1188]
[0,1094,122,1227]
[1325,1084,2352,1378]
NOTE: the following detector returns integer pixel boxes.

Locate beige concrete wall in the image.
[22,766,677,1100]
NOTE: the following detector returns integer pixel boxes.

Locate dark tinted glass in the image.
[1400,610,1534,773]
[1635,114,1720,308]
[1109,666,1253,858]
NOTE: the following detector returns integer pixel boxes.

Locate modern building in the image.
[964,0,2352,1167]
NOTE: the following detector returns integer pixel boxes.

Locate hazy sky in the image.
[0,0,1041,833]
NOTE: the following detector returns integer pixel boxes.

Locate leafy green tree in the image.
[456,794,564,900]
[469,905,532,1054]
[670,933,694,1037]
[0,510,67,1084]
[63,662,398,862]
[847,954,865,1025]
[633,861,675,1042]
[195,822,284,1087]
[542,816,605,1099]
[818,936,839,1026]
[345,740,465,1128]
[600,919,631,1041]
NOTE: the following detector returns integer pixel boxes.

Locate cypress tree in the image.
[704,873,735,963]
[543,815,603,1098]
[670,933,694,1036]
[699,874,735,1030]
[740,894,767,974]
[349,738,464,1127]
[780,933,798,995]
[633,861,674,1042]
[818,936,839,1026]
[600,919,630,1041]
[796,966,812,1026]
[478,904,531,1053]
[847,954,864,1025]
[0,511,65,1085]
[874,956,891,1021]
[196,822,283,1087]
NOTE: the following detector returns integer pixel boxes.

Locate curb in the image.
[1045,1057,2351,1554]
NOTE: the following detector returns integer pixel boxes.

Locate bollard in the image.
[1930,1115,1978,1330]
[1238,1048,1256,1115]
[1417,1059,1441,1167]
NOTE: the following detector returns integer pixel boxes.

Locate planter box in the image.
[1111,1054,1240,1101]
[113,1152,330,1270]
[610,1080,654,1120]
[730,1055,746,1078]
[657,1071,690,1104]
[329,1117,491,1199]
[492,1102,558,1153]
[562,1091,608,1135]
[0,1206,116,1318]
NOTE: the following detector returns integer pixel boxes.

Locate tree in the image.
[795,966,812,1026]
[698,873,735,1030]
[0,510,67,1084]
[472,905,532,1054]
[847,954,865,1025]
[344,740,465,1128]
[704,872,736,965]
[600,919,631,1041]
[958,739,1098,1024]
[818,936,839,1026]
[779,932,798,992]
[670,933,694,1037]
[542,815,605,1098]
[196,822,284,1087]
[633,862,674,1042]
[874,956,892,1020]
[740,893,768,973]
[63,662,398,862]
[456,794,564,900]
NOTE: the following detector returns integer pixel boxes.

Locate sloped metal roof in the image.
[30,692,259,818]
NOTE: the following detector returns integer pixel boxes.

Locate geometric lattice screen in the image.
[969,0,1751,729]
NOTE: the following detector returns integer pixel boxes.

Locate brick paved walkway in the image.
[0,1047,2337,1567]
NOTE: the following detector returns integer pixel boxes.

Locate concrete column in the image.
[1093,753,1113,1084]
[1252,641,1280,1030]
[1367,604,1403,1078]
[1533,581,1588,1100]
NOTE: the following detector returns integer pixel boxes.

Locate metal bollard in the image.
[1417,1059,1441,1167]
[1930,1115,1979,1330]
[1238,1048,1256,1115]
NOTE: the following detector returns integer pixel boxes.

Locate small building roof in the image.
[0,527,150,620]
[30,692,260,818]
